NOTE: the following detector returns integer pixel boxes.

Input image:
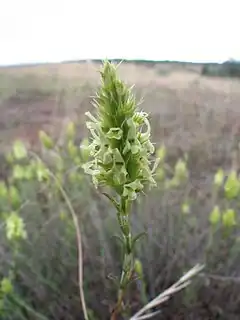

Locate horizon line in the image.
[0,57,237,68]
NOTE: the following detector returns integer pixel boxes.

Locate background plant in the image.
[0,60,240,319]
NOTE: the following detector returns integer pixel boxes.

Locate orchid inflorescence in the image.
[82,60,158,206]
[82,60,160,318]
[80,60,204,319]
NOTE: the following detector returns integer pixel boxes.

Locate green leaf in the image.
[224,171,240,199]
[209,205,221,225]
[222,208,236,228]
[101,192,120,211]
[132,232,147,250]
[12,140,27,160]
[111,234,124,247]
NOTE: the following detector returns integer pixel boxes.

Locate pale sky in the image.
[0,0,239,66]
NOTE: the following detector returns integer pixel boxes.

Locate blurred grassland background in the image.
[0,59,240,319]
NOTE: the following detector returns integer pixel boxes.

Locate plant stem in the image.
[111,199,135,320]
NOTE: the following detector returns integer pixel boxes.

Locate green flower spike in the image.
[82,61,158,198]
[82,60,159,319]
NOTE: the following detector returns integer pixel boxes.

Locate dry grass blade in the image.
[29,151,89,320]
[50,172,89,320]
[130,264,204,320]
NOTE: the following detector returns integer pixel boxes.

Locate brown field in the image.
[1,61,240,319]
[1,60,240,170]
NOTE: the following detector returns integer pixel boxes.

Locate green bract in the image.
[82,61,158,202]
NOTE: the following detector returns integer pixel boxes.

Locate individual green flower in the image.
[82,60,158,203]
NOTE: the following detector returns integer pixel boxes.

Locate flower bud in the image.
[66,121,76,140]
[39,131,54,150]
